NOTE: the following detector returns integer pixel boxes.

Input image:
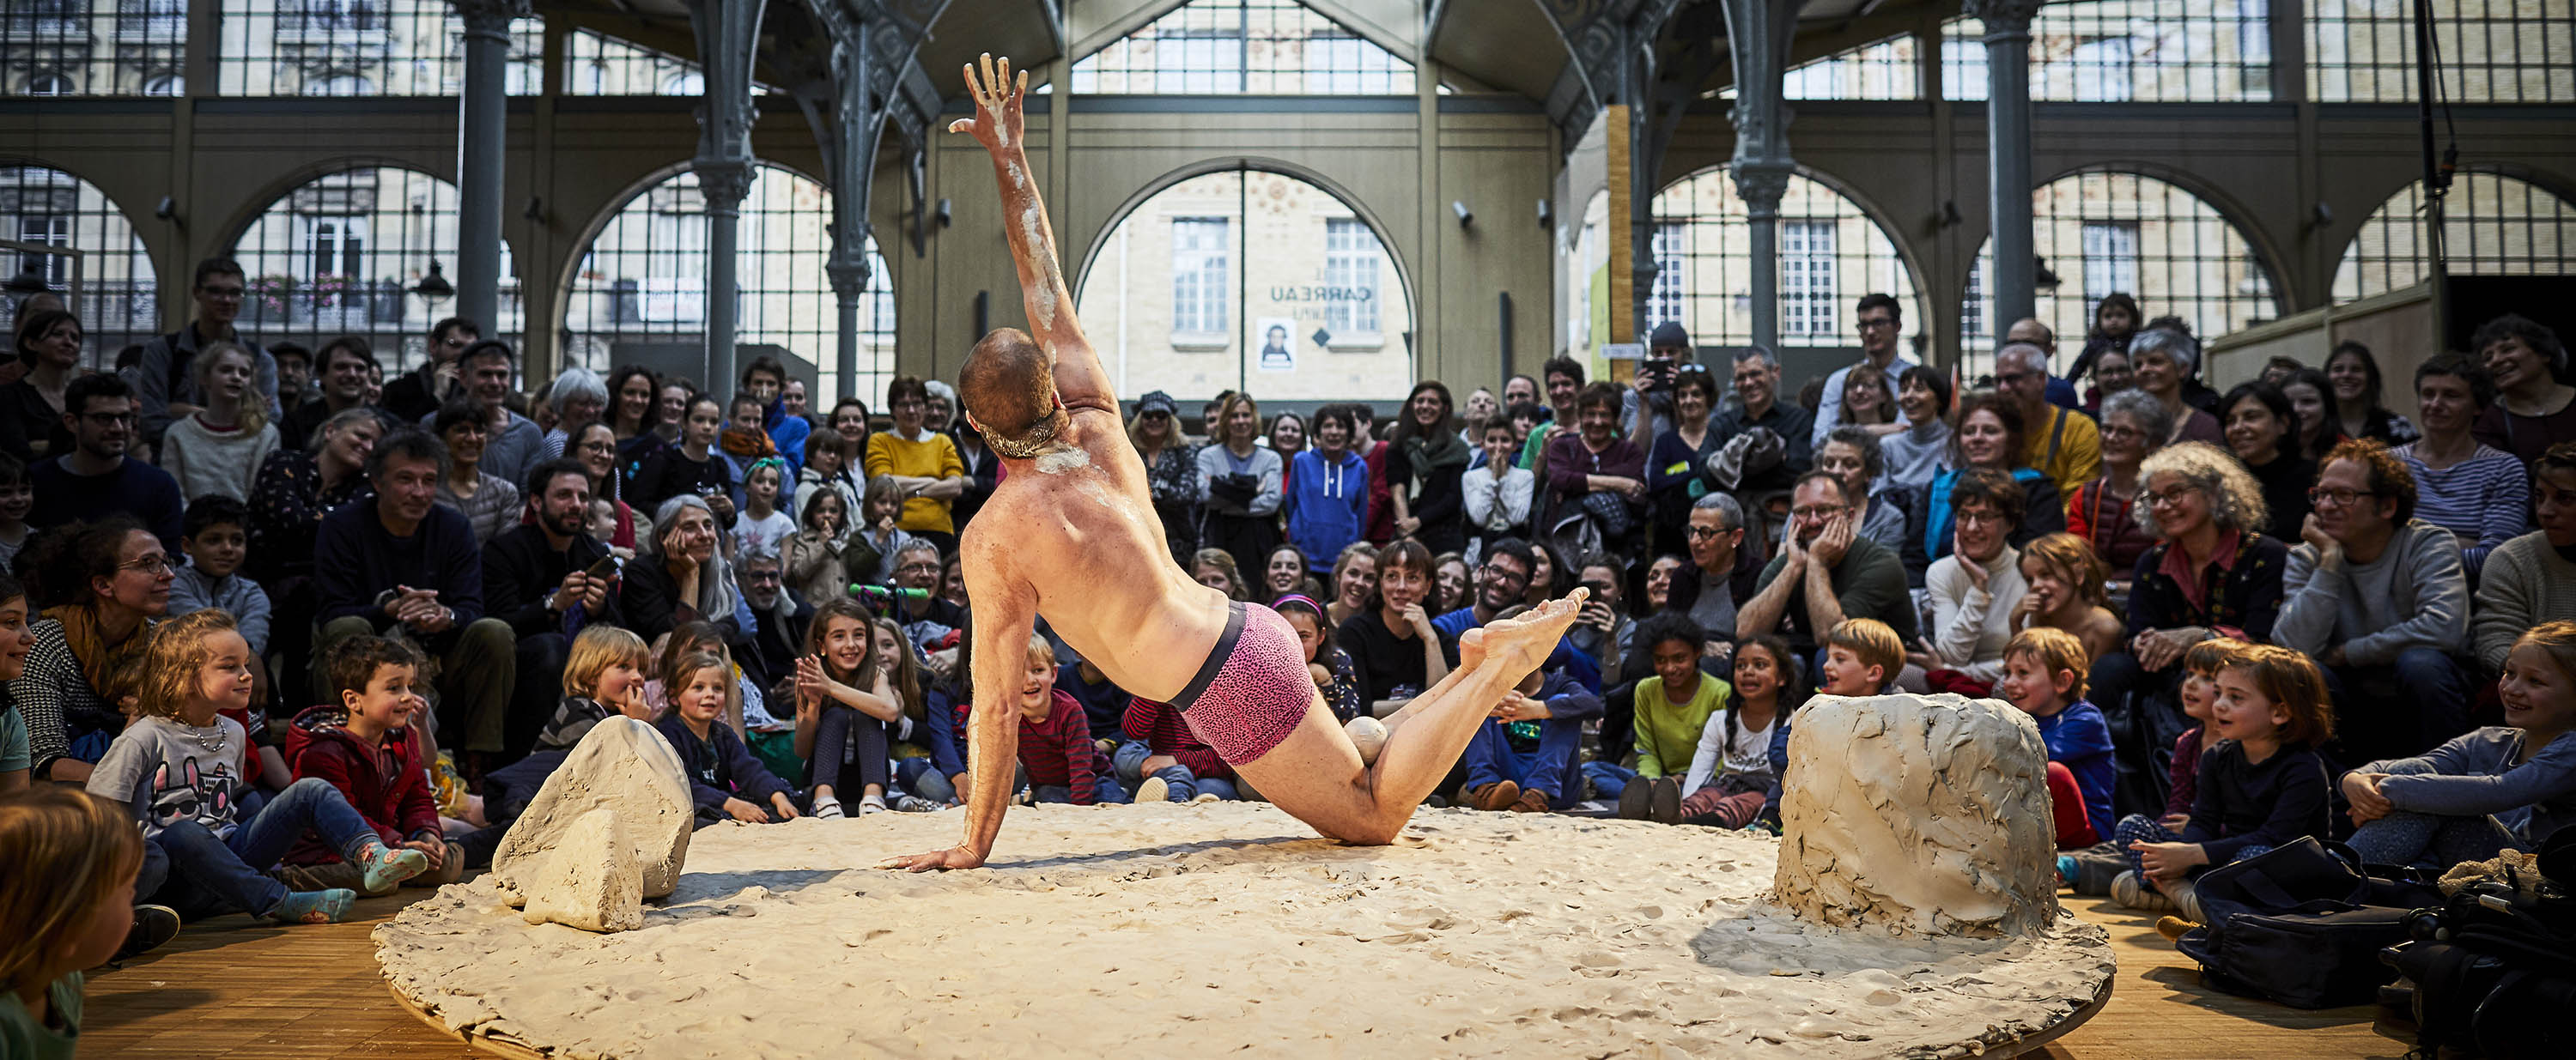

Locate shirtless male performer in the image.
[881,55,1584,871]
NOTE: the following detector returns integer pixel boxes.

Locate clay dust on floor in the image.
[373,803,2112,1059]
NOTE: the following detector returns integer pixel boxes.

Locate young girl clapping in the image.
[793,599,905,818]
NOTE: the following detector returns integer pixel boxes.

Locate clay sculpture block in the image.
[491,717,693,932]
[1771,694,2058,938]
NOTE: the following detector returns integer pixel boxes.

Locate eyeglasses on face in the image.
[1685,524,1735,540]
[2308,486,2381,507]
[2143,485,2199,508]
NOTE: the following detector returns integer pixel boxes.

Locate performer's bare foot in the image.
[1456,590,1587,675]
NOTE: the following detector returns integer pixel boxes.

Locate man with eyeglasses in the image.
[2274,439,2473,762]
[733,548,815,696]
[1735,471,1918,667]
[30,373,185,550]
[1994,341,2101,499]
[1706,346,1814,506]
[130,257,282,445]
[2004,318,2084,413]
[1810,293,1916,451]
[1429,537,1600,692]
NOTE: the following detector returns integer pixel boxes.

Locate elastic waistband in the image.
[1170,601,1248,712]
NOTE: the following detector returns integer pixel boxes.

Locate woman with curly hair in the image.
[2089,440,2288,817]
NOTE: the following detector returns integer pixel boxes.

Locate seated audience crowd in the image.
[4,263,2575,986]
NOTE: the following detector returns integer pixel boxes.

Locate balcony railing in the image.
[115,0,181,42]
[235,276,410,330]
[273,1,387,43]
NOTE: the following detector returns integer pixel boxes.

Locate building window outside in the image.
[2081,221,2140,304]
[1171,217,1230,336]
[1782,219,1838,338]
[2333,171,2576,301]
[1072,0,1413,95]
[0,166,161,366]
[1645,221,1686,330]
[1322,218,1381,335]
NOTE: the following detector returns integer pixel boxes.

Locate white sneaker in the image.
[858,793,889,815]
[811,797,845,820]
[892,795,940,813]
[2111,869,2175,912]
[1133,777,1170,804]
[1191,792,1222,804]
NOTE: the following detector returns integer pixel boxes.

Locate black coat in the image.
[482,524,625,639]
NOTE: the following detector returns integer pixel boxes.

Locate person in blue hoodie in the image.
[743,354,809,475]
[1286,403,1370,577]
[1458,653,1601,813]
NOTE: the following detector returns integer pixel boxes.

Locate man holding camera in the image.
[483,458,628,755]
[1625,321,1698,442]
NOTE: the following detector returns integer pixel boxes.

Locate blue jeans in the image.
[895,757,957,803]
[1463,717,1583,800]
[152,778,377,918]
[2324,648,2473,764]
[1583,761,1639,802]
[1114,740,1238,802]
[1034,772,1132,805]
[2114,813,2272,881]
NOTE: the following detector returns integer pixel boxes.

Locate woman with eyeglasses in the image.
[2068,389,2171,578]
[863,376,967,556]
[2090,440,2287,816]
[568,421,644,551]
[1127,390,1201,565]
[8,517,173,784]
[1905,391,2064,584]
[2222,381,2315,537]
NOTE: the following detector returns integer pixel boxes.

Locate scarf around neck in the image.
[46,603,151,705]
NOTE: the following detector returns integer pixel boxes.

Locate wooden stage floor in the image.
[83,887,2413,1058]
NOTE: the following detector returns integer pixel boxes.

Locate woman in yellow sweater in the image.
[864,376,968,553]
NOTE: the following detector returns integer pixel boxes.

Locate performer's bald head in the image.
[961,327,1062,457]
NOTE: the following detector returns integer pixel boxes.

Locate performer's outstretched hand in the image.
[878,845,987,873]
[946,52,1027,155]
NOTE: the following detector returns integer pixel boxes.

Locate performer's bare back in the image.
[880,56,1580,873]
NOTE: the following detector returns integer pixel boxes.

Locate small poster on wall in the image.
[1255,318,1297,373]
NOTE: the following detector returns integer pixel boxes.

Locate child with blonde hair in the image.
[87,610,423,924]
[657,649,802,826]
[2117,645,2333,917]
[0,786,143,1054]
[2342,621,2576,866]
[1997,627,2115,847]
[539,625,656,751]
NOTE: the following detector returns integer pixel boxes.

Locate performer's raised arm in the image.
[950,54,1116,415]
[878,535,1032,871]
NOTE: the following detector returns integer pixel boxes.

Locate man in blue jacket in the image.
[312,429,517,765]
[1285,403,1370,575]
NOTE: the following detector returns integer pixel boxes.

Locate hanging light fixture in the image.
[412,259,455,302]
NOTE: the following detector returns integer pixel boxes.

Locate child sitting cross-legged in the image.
[1996,627,2117,849]
[2115,645,2334,918]
[1,786,144,1056]
[793,598,906,818]
[1458,605,1603,814]
[1592,614,1730,822]
[87,610,424,924]
[952,633,1115,806]
[1121,694,1236,805]
[276,635,467,895]
[657,649,803,827]
[1672,634,1804,829]
[2340,621,2576,868]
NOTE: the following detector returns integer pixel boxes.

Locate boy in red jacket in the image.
[278,636,465,893]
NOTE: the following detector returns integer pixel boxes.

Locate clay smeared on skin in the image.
[1033,445,1091,475]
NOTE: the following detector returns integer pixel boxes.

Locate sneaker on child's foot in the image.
[858,793,889,815]
[111,905,180,962]
[1191,792,1222,804]
[811,797,846,820]
[1134,777,1170,804]
[2170,880,2204,924]
[270,889,356,924]
[1509,790,1552,814]
[892,795,940,812]
[2057,854,2079,888]
[357,843,429,893]
[2110,870,2174,912]
[1469,780,1522,812]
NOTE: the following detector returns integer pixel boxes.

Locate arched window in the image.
[0,165,161,369]
[216,0,541,96]
[1072,0,1413,95]
[1963,170,2279,379]
[562,163,889,404]
[26,72,74,96]
[1646,167,1925,351]
[227,165,521,368]
[2333,171,2576,301]
[2309,1,2576,103]
[1944,3,2272,103]
[1076,167,1413,400]
[141,73,182,95]
[1720,33,1917,100]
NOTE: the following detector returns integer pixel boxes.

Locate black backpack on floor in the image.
[2174,838,2444,1009]
[2383,829,2576,1057]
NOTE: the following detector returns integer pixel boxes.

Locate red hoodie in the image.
[282,705,440,864]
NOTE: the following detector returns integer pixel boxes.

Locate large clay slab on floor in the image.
[377,803,2112,1059]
